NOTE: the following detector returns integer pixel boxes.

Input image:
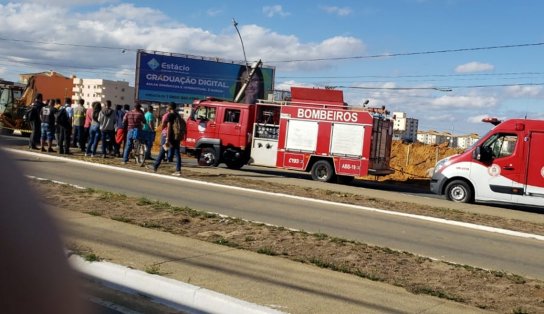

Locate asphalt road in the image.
[7,148,544,280]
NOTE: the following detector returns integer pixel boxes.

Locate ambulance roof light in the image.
[482,117,502,126]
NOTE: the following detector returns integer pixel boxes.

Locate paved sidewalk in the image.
[55,208,488,314]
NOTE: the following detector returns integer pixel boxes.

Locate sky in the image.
[1,0,543,135]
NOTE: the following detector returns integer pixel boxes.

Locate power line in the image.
[268,42,544,63]
[443,82,544,89]
[277,71,544,79]
[335,82,544,91]
[1,36,543,63]
[0,37,133,52]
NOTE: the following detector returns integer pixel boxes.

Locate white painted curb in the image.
[69,255,285,314]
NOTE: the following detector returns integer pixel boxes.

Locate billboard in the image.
[135,50,275,104]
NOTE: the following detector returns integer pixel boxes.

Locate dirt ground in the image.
[32,180,544,314]
[363,141,464,181]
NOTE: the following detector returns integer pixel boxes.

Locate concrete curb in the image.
[69,255,285,314]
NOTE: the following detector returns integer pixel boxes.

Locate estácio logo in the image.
[147,58,160,70]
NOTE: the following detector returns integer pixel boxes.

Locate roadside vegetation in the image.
[34,179,544,314]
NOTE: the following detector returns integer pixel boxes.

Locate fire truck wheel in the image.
[445,180,473,203]
[225,158,245,169]
[198,147,220,167]
[311,160,336,182]
[336,175,354,185]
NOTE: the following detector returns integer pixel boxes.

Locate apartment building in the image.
[417,130,452,146]
[73,78,134,107]
[417,130,480,148]
[392,112,419,142]
[455,133,480,149]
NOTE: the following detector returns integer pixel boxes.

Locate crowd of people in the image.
[25,93,186,175]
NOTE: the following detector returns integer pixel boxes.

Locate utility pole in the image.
[232,18,262,103]
[232,18,249,76]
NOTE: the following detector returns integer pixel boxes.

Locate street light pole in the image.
[232,18,249,75]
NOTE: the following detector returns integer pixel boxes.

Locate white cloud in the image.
[531,112,544,119]
[504,85,543,97]
[12,0,117,5]
[206,8,223,17]
[430,95,498,108]
[237,24,365,71]
[468,114,490,123]
[263,5,290,17]
[455,62,494,73]
[320,6,352,16]
[0,2,366,84]
[427,114,456,122]
[275,80,315,91]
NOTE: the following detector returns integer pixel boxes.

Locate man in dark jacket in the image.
[56,98,72,154]
[98,100,115,158]
[28,93,44,150]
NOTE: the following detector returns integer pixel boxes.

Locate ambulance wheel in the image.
[198,147,219,167]
[311,160,336,182]
[445,180,473,203]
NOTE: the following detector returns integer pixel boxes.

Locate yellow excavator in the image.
[0,79,27,135]
[0,73,68,136]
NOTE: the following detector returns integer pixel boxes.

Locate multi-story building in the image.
[417,130,452,146]
[392,112,419,142]
[417,130,479,148]
[455,133,480,149]
[72,78,134,107]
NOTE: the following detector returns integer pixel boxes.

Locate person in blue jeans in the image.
[142,104,156,160]
[98,100,115,158]
[150,102,184,176]
[85,102,102,157]
[122,103,145,163]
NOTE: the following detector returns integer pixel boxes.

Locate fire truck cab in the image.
[430,118,544,207]
[185,99,255,168]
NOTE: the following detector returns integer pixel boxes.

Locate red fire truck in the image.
[183,87,394,183]
[431,118,544,206]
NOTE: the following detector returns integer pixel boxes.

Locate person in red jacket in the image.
[122,103,144,164]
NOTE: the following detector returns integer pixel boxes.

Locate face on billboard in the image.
[136,51,274,104]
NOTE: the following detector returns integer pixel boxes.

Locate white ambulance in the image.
[430,118,544,207]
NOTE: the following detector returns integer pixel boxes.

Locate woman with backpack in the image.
[149,102,184,176]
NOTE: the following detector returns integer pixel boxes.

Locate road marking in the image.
[8,148,544,242]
